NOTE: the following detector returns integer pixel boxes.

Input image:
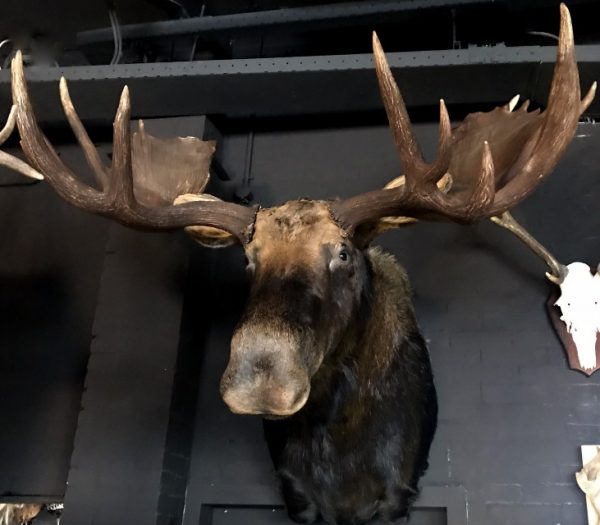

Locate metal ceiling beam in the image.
[77,0,491,45]
[1,44,599,125]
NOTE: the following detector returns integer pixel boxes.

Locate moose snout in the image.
[220,353,310,416]
[221,378,310,417]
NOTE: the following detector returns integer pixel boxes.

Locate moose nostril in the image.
[252,356,272,374]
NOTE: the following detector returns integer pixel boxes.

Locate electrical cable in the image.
[115,9,123,63]
[168,0,190,18]
[109,9,118,64]
[0,39,11,70]
[189,3,205,61]
[0,39,11,55]
[527,30,559,42]
[109,8,123,64]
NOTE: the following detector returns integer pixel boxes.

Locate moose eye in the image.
[339,251,348,262]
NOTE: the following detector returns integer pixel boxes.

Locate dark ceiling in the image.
[2,0,600,67]
[1,0,600,126]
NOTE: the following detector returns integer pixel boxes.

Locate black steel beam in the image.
[1,45,599,125]
[77,0,491,45]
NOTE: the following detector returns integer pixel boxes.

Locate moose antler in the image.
[330,3,596,234]
[490,211,567,283]
[7,51,256,242]
[0,4,592,250]
[0,104,43,181]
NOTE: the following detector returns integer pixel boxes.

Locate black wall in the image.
[0,146,109,498]
[0,118,599,525]
[182,121,600,525]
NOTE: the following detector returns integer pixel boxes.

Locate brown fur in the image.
[249,200,346,274]
[221,200,360,415]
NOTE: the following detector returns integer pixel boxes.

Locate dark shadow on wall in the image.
[0,272,89,498]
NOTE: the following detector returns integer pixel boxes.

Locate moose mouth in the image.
[222,384,311,418]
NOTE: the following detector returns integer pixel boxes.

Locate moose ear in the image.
[174,194,239,248]
[352,173,452,248]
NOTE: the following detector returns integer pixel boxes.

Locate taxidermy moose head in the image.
[0,4,595,523]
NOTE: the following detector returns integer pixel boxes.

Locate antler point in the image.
[507,94,520,112]
[372,31,383,53]
[558,2,574,55]
[117,85,131,114]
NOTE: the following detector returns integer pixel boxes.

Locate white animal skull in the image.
[577,446,600,522]
[554,262,600,371]
[490,212,599,374]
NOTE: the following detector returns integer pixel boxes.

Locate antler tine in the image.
[332,4,592,235]
[492,3,590,212]
[110,85,135,206]
[504,94,520,112]
[463,141,495,216]
[10,50,256,240]
[59,77,109,189]
[0,104,44,180]
[491,211,567,284]
[0,104,16,144]
[373,32,451,187]
[431,98,452,185]
[581,80,597,113]
[0,148,45,182]
[372,31,421,181]
[12,51,106,209]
